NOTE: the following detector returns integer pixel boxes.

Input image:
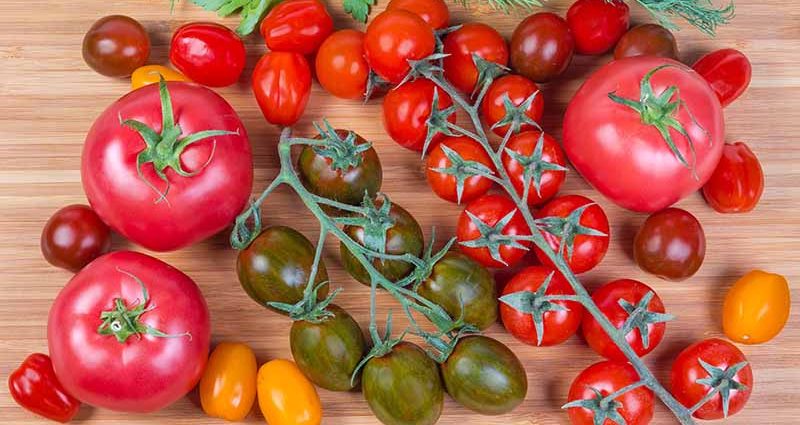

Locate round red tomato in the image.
[41,204,111,272]
[564,56,725,212]
[82,82,252,252]
[383,78,455,152]
[260,0,333,55]
[634,208,706,281]
[426,136,495,204]
[457,194,531,268]
[566,0,630,55]
[582,279,669,361]
[386,0,450,29]
[48,251,211,413]
[364,10,435,84]
[442,23,509,95]
[566,361,654,425]
[169,23,245,87]
[252,52,312,127]
[671,338,753,419]
[316,30,369,100]
[534,195,609,274]
[510,13,574,83]
[692,49,752,108]
[702,142,764,213]
[499,266,583,346]
[481,75,544,137]
[502,131,566,207]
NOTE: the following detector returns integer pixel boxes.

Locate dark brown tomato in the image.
[634,208,706,281]
[510,12,574,83]
[614,24,678,60]
[82,15,150,77]
[41,205,111,272]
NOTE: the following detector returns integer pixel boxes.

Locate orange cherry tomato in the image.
[723,270,790,344]
[131,65,188,90]
[199,342,258,421]
[257,359,322,425]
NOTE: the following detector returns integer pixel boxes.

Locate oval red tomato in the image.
[426,136,495,204]
[702,142,764,213]
[502,131,566,207]
[364,10,435,84]
[383,78,455,152]
[252,52,312,127]
[457,194,531,268]
[566,361,654,425]
[48,251,211,413]
[386,0,450,30]
[169,23,245,87]
[481,75,544,137]
[442,23,509,95]
[566,0,630,55]
[260,0,333,55]
[692,48,752,108]
[316,30,369,100]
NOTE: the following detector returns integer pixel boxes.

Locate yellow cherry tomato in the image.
[131,65,188,90]
[257,359,322,425]
[199,342,258,421]
[723,270,790,344]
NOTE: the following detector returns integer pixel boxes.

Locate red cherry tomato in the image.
[364,10,436,84]
[566,0,630,55]
[510,13,574,83]
[426,136,495,204]
[693,49,752,107]
[582,279,668,361]
[534,195,610,274]
[480,75,544,137]
[502,131,566,207]
[316,30,369,100]
[41,204,111,272]
[386,0,450,30]
[82,15,150,78]
[169,23,245,87]
[260,0,333,55]
[383,79,455,152]
[8,353,81,423]
[633,208,706,281]
[567,361,654,425]
[252,52,312,127]
[702,142,764,213]
[442,23,509,95]
[499,266,584,346]
[456,194,531,268]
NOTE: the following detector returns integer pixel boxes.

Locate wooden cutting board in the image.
[0,1,797,424]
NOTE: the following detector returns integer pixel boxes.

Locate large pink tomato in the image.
[563,57,724,212]
[82,81,253,251]
[47,251,211,413]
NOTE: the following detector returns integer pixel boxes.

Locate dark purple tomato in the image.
[634,208,706,281]
[510,12,574,83]
[82,15,150,77]
[614,24,678,60]
[41,205,112,272]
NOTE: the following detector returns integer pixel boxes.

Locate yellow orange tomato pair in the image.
[723,270,790,344]
[130,65,188,90]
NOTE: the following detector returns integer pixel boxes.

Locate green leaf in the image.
[190,0,281,36]
[343,0,375,23]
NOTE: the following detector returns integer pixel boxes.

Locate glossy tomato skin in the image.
[564,57,724,212]
[510,13,574,83]
[723,270,790,344]
[253,52,312,127]
[671,338,753,419]
[693,49,752,107]
[363,342,443,425]
[417,252,498,330]
[702,142,764,213]
[386,0,450,29]
[567,361,654,425]
[481,75,544,137]
[364,10,436,84]
[534,195,610,274]
[257,360,322,425]
[442,23,509,94]
[500,266,583,346]
[260,0,333,55]
[425,136,495,204]
[567,0,630,55]
[441,336,527,415]
[316,30,369,100]
[40,204,111,272]
[457,194,532,268]
[48,251,211,413]
[582,279,667,361]
[383,79,455,152]
[199,342,257,421]
[170,23,245,87]
[82,15,150,78]
[614,24,678,60]
[131,65,188,90]
[502,131,566,206]
[634,208,706,281]
[82,82,252,252]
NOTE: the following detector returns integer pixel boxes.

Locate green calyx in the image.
[618,291,675,349]
[472,53,509,99]
[422,88,458,157]
[694,359,750,418]
[504,132,568,199]
[459,208,530,266]
[535,203,607,261]
[312,120,372,172]
[431,144,495,204]
[121,78,237,203]
[350,310,406,387]
[269,282,340,324]
[563,387,629,425]
[335,194,395,255]
[499,272,569,346]
[492,91,541,136]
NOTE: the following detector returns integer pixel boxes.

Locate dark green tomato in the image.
[441,335,528,415]
[290,305,367,391]
[340,202,424,286]
[363,342,444,425]
[417,252,498,330]
[237,226,329,314]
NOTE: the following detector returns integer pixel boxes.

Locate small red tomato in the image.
[426,136,495,204]
[566,0,630,55]
[386,0,450,30]
[442,23,509,95]
[316,30,369,100]
[703,142,764,213]
[534,195,610,274]
[457,194,531,268]
[582,279,669,361]
[170,23,245,87]
[252,52,312,127]
[8,353,81,423]
[383,79,455,152]
[499,266,583,346]
[566,361,654,425]
[364,10,436,84]
[82,15,150,78]
[614,24,678,60]
[502,131,566,207]
[510,13,574,83]
[671,338,753,420]
[634,208,706,281]
[41,205,111,272]
[481,75,544,137]
[260,0,333,55]
[693,49,752,107]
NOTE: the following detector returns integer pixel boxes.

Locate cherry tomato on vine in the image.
[567,0,630,55]
[442,23,509,95]
[614,24,678,60]
[83,15,150,78]
[260,0,333,55]
[633,208,706,281]
[566,361,654,425]
[702,142,764,213]
[510,13,574,83]
[693,49,752,107]
[41,205,111,272]
[383,79,455,152]
[425,136,495,204]
[386,0,450,30]
[170,23,245,87]
[457,194,531,268]
[131,65,188,90]
[315,30,369,100]
[502,131,566,207]
[364,10,435,84]
[252,52,312,127]
[723,270,790,344]
[480,75,544,137]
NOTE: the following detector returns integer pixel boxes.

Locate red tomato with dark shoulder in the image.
[47,251,211,413]
[442,23,509,94]
[566,361,654,425]
[383,79,455,152]
[457,194,531,268]
[702,142,764,213]
[426,136,495,204]
[510,13,574,83]
[41,204,111,272]
[567,0,630,55]
[364,10,436,84]
[481,75,544,137]
[253,52,312,127]
[260,0,333,55]
[692,49,752,107]
[170,23,245,87]
[502,131,566,206]
[386,0,450,29]
[82,81,252,252]
[316,30,369,100]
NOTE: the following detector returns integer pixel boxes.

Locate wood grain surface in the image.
[0,1,798,424]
